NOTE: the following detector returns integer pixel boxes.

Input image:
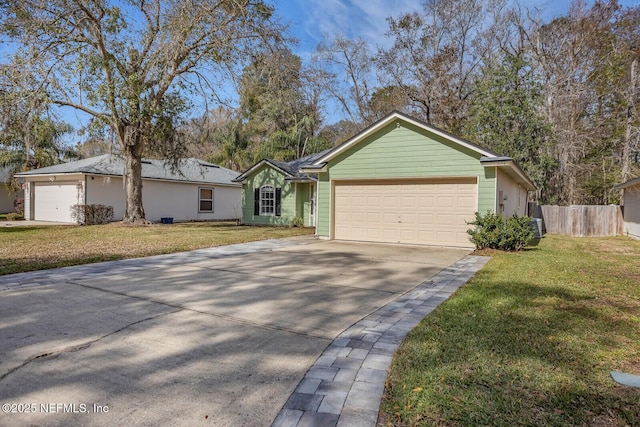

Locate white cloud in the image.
[279,0,421,53]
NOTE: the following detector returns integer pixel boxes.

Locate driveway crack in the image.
[0,308,182,383]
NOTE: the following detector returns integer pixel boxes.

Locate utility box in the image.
[529,218,544,238]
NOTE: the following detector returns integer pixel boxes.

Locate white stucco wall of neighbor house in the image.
[496,169,528,217]
[85,175,241,222]
[623,186,640,239]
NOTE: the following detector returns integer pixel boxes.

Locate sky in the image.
[272,0,640,58]
[266,0,638,125]
[6,0,640,146]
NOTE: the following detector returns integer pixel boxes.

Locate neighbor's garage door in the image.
[334,178,477,247]
[34,182,79,223]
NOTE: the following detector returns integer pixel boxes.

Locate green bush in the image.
[290,216,304,227]
[467,211,534,251]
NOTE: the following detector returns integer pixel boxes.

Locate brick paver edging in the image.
[272,255,490,427]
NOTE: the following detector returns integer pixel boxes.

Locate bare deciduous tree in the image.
[377,0,510,134]
[1,0,284,223]
[313,35,375,130]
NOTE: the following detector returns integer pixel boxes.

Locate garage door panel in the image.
[366,227,383,239]
[401,195,417,208]
[400,212,417,223]
[437,213,455,225]
[351,196,365,206]
[34,182,79,223]
[381,213,398,224]
[334,179,476,247]
[367,196,382,205]
[382,228,399,239]
[456,231,470,245]
[418,213,435,224]
[383,195,400,206]
[417,229,435,241]
[350,212,365,222]
[419,196,435,208]
[366,212,381,222]
[458,195,476,209]
[437,196,454,208]
[456,213,472,224]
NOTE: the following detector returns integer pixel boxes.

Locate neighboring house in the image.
[237,111,536,248]
[15,155,241,223]
[0,165,22,214]
[233,149,331,227]
[614,177,640,239]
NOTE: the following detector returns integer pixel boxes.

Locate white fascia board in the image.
[18,172,85,181]
[481,159,536,191]
[312,111,496,166]
[233,159,293,182]
[299,164,327,174]
[22,172,240,187]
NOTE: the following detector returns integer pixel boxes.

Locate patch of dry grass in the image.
[0,222,313,275]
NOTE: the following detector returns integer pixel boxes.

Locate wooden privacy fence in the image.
[533,205,623,237]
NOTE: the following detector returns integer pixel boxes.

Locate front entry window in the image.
[260,185,275,216]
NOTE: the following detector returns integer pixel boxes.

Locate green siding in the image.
[241,164,295,226]
[316,121,496,237]
[482,166,497,213]
[317,174,331,236]
[241,164,314,226]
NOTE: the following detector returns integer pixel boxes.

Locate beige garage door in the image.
[34,182,80,223]
[334,178,477,247]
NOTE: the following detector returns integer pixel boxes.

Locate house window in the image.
[199,187,214,212]
[260,185,275,216]
[254,185,281,216]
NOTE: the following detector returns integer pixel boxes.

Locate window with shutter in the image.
[260,185,275,216]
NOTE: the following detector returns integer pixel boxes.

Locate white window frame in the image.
[199,187,214,212]
[260,185,275,216]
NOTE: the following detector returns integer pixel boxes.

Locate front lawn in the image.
[381,235,640,426]
[0,222,313,275]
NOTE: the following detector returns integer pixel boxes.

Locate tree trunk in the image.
[123,144,147,224]
[622,57,637,189]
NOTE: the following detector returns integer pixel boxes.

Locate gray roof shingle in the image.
[15,154,240,186]
[270,149,332,179]
[234,148,333,182]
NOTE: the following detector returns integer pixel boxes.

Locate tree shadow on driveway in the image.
[0,241,468,426]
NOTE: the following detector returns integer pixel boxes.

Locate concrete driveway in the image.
[0,238,468,426]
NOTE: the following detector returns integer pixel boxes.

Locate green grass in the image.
[0,221,313,275]
[380,235,640,426]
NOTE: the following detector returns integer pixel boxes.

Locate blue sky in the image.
[7,0,640,145]
[273,0,640,58]
[268,0,638,125]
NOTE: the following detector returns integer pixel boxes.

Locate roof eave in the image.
[234,159,294,182]
[480,158,536,191]
[15,171,85,179]
[285,176,318,183]
[299,163,328,174]
[17,171,239,187]
[614,177,640,190]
